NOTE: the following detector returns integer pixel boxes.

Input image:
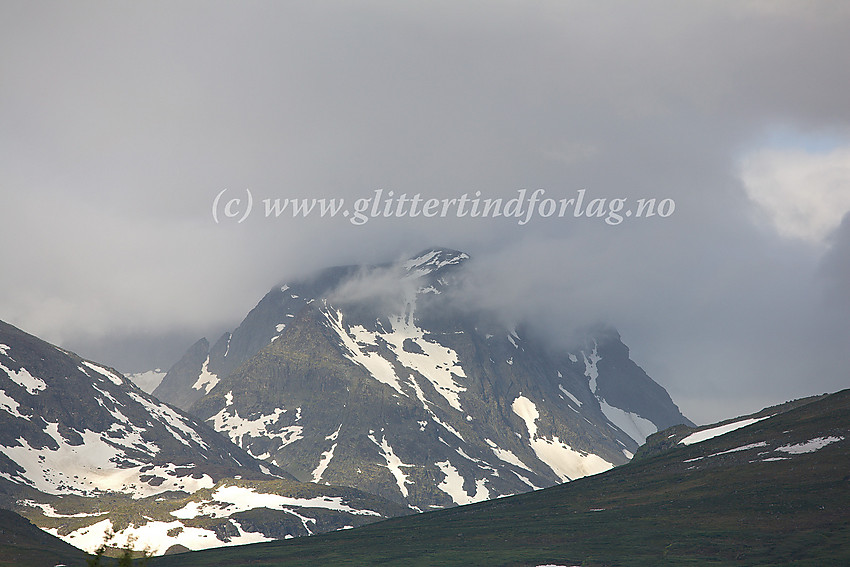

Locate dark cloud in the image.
[1,2,849,423]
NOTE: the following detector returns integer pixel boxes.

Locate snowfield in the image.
[512,396,613,481]
[679,415,773,446]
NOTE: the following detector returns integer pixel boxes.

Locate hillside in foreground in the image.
[148,387,850,566]
[0,508,89,567]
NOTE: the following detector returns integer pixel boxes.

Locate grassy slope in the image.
[0,508,90,567]
[149,389,850,567]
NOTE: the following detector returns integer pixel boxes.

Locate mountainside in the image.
[156,248,692,510]
[150,388,850,566]
[0,507,89,567]
[0,320,406,556]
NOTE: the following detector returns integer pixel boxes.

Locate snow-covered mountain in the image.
[0,320,405,555]
[156,248,692,511]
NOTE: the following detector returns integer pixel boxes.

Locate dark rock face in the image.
[158,248,692,510]
[0,319,279,502]
[0,320,406,555]
[151,337,210,412]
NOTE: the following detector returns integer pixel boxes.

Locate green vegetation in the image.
[86,534,150,567]
[0,508,89,567]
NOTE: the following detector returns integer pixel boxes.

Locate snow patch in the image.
[429,412,465,442]
[582,345,600,394]
[127,392,209,450]
[512,396,613,482]
[402,250,468,275]
[0,422,213,498]
[171,484,382,521]
[312,430,341,483]
[329,299,469,413]
[82,361,123,386]
[210,405,302,451]
[368,433,413,498]
[380,301,467,411]
[0,389,27,418]
[512,396,540,438]
[436,461,489,505]
[192,357,219,394]
[679,415,773,446]
[598,399,656,445]
[709,441,769,457]
[775,436,843,455]
[327,309,407,397]
[311,443,337,482]
[325,424,343,441]
[558,385,582,407]
[50,516,272,556]
[485,439,532,472]
[0,361,47,394]
[512,471,543,490]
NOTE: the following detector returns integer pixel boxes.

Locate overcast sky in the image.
[2,1,849,424]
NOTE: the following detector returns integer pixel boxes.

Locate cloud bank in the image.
[1,1,849,423]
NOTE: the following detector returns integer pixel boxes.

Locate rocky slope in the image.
[0,320,406,555]
[157,248,692,510]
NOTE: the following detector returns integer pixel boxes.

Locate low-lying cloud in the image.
[2,2,849,425]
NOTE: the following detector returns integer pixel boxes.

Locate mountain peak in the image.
[400,248,469,275]
[154,250,692,510]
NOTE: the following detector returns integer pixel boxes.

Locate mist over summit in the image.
[155,248,691,510]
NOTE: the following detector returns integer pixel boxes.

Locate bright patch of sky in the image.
[740,131,850,246]
[124,369,165,393]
